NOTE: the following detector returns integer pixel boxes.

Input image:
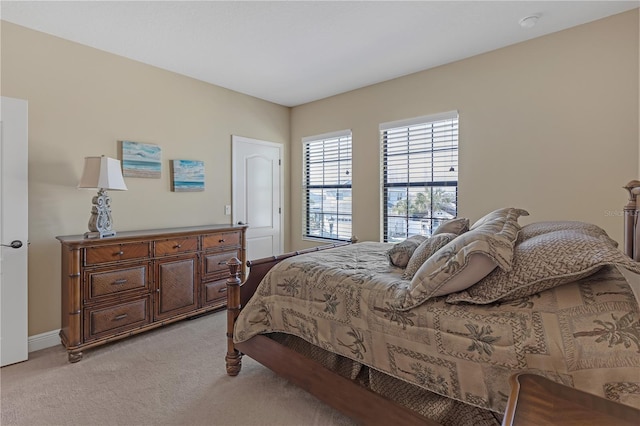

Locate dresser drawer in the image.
[202,250,239,279]
[202,231,241,250]
[202,278,228,306]
[84,297,151,341]
[154,236,198,256]
[85,263,150,301]
[85,242,150,265]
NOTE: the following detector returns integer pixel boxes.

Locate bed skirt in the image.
[269,333,502,426]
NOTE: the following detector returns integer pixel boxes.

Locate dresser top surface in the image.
[56,224,247,245]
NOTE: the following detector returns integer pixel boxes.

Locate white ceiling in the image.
[1,1,638,107]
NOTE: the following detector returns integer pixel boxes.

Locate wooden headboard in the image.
[623,180,640,261]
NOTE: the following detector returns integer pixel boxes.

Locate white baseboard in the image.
[28,329,61,353]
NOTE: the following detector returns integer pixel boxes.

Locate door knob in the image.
[1,240,23,249]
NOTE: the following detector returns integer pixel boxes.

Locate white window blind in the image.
[303,130,352,241]
[381,112,459,242]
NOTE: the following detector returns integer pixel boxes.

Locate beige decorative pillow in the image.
[398,207,529,310]
[470,207,526,230]
[446,228,640,305]
[432,217,470,236]
[403,233,457,280]
[518,220,611,242]
[386,235,427,268]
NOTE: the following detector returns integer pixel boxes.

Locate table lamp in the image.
[78,156,128,238]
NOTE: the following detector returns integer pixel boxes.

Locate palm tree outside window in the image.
[381,112,459,242]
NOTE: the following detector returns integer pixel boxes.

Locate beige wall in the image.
[291,10,639,251]
[1,22,290,336]
[2,10,639,338]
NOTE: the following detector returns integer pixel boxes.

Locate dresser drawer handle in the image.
[116,251,124,256]
[218,239,225,243]
[173,244,182,249]
[112,279,128,285]
[113,314,128,321]
[218,287,227,293]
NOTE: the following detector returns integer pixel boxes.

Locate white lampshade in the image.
[78,156,128,191]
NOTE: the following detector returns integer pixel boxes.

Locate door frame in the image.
[231,135,284,258]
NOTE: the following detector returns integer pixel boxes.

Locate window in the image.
[303,130,352,241]
[381,111,458,242]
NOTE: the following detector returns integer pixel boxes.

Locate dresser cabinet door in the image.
[154,255,198,320]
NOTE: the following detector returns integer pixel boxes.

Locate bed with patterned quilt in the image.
[225,192,640,425]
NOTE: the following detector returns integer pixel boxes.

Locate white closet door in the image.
[232,135,283,261]
[0,96,29,366]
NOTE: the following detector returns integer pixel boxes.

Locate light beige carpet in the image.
[0,311,356,426]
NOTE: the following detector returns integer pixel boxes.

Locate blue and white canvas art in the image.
[121,141,162,178]
[171,160,205,192]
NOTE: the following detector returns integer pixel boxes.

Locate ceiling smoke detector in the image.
[519,15,539,29]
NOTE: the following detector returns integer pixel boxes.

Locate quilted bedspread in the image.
[234,242,640,413]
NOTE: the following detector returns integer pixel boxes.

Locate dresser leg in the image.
[68,351,83,363]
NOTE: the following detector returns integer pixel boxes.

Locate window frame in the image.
[380,111,459,242]
[302,129,353,242]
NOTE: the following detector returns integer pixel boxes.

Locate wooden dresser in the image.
[56,224,246,362]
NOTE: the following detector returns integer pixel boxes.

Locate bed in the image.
[224,182,640,425]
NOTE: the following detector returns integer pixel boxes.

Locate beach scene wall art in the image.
[171,160,205,192]
[121,141,162,178]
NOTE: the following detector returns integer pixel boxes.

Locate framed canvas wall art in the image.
[171,160,205,192]
[120,140,161,178]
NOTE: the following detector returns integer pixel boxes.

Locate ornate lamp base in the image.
[84,188,117,239]
[84,230,116,239]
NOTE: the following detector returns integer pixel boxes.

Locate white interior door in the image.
[232,136,282,261]
[0,96,29,366]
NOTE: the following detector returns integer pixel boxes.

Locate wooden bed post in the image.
[623,180,640,260]
[225,257,243,376]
